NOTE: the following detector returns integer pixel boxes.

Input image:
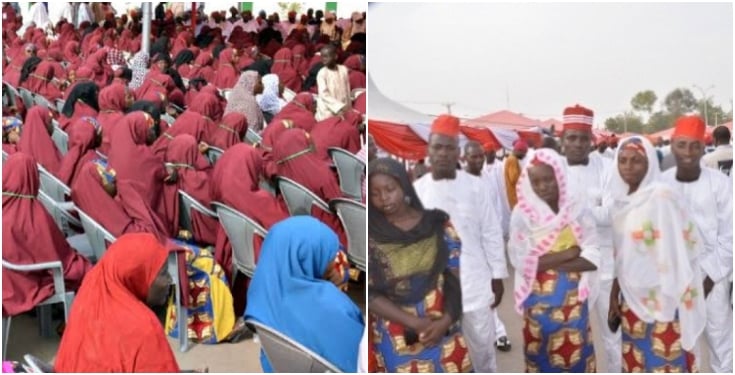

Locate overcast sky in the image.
[368,2,733,125]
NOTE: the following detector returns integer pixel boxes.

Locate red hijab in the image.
[162,135,217,244]
[108,111,168,222]
[211,144,288,283]
[21,60,63,101]
[354,92,365,115]
[310,109,362,160]
[171,31,192,57]
[212,48,239,89]
[343,54,365,90]
[63,41,82,69]
[271,48,301,92]
[152,92,218,163]
[2,153,91,317]
[266,92,317,140]
[135,71,175,100]
[62,66,95,101]
[208,112,248,150]
[97,83,129,155]
[186,52,215,81]
[44,47,67,81]
[83,48,112,87]
[71,161,168,239]
[57,117,101,186]
[17,107,62,174]
[54,233,179,373]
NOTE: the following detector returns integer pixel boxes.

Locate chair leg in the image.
[168,253,189,352]
[63,294,74,323]
[2,316,11,360]
[38,305,53,338]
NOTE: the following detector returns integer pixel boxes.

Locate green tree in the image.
[277,2,302,15]
[646,111,675,134]
[663,88,698,118]
[696,98,732,126]
[631,90,657,114]
[604,112,644,134]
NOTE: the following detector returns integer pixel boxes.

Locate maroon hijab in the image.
[2,152,92,317]
[212,48,238,89]
[310,109,362,160]
[162,135,217,244]
[97,83,129,155]
[271,48,301,92]
[208,112,248,150]
[266,92,317,143]
[186,52,215,81]
[151,93,219,165]
[22,61,63,101]
[57,117,101,186]
[17,107,63,174]
[70,161,169,241]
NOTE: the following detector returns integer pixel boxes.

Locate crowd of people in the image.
[2,2,367,372]
[367,106,732,373]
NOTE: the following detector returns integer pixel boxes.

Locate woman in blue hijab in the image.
[245,216,364,372]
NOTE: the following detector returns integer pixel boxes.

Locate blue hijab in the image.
[244,216,364,372]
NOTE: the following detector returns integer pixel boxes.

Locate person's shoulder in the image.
[702,166,731,185]
[413,173,430,189]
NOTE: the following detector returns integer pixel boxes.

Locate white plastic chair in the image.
[245,128,262,145]
[50,124,69,155]
[2,259,74,360]
[211,202,266,280]
[283,87,297,102]
[245,320,341,373]
[55,99,65,113]
[23,354,54,373]
[167,250,189,352]
[18,87,34,108]
[275,176,331,216]
[161,113,176,125]
[37,189,82,238]
[38,165,71,202]
[206,146,225,165]
[178,190,217,235]
[329,198,366,272]
[328,147,365,200]
[76,208,116,262]
[2,150,8,165]
[33,94,53,110]
[350,88,366,101]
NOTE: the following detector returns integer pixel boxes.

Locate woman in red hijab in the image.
[59,82,99,131]
[162,135,218,244]
[63,41,82,71]
[71,159,169,239]
[152,92,219,164]
[44,47,67,82]
[212,48,240,89]
[62,66,94,101]
[210,143,289,315]
[267,92,317,135]
[135,70,176,101]
[208,112,248,150]
[171,30,193,58]
[2,117,22,154]
[17,107,63,174]
[20,60,64,101]
[186,52,215,82]
[310,109,363,160]
[272,128,347,247]
[2,153,92,318]
[54,233,179,373]
[343,54,365,90]
[271,48,302,92]
[57,117,102,186]
[97,82,132,155]
[108,111,171,229]
[83,47,112,87]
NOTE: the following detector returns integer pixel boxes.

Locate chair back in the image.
[211,202,266,279]
[330,198,366,271]
[275,176,330,216]
[178,190,217,234]
[77,208,116,261]
[328,147,365,200]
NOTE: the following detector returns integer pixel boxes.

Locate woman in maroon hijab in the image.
[210,143,289,315]
[63,66,94,101]
[271,48,302,92]
[2,153,92,317]
[186,52,215,82]
[17,107,63,174]
[152,92,220,164]
[135,70,176,101]
[162,135,218,244]
[291,45,309,78]
[83,48,113,87]
[59,82,99,131]
[208,112,248,150]
[57,117,102,186]
[272,128,347,247]
[267,92,317,135]
[171,30,193,58]
[212,48,240,89]
[108,111,171,230]
[343,54,365,90]
[310,109,363,160]
[97,82,132,155]
[20,60,63,101]
[44,47,68,82]
[71,159,169,240]
[63,42,83,73]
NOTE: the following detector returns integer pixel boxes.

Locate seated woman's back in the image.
[54,233,179,373]
[245,216,363,373]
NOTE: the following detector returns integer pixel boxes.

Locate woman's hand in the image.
[198,141,209,154]
[418,315,452,347]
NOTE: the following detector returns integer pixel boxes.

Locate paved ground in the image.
[4,278,366,372]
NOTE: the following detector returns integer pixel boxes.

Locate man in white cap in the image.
[561,104,619,372]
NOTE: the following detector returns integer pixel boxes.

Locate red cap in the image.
[483,142,497,152]
[513,139,529,152]
[563,104,594,132]
[431,114,460,138]
[672,115,706,142]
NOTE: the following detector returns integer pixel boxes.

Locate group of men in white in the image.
[412,104,732,372]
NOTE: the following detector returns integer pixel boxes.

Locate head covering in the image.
[128,51,150,90]
[57,117,101,186]
[17,107,62,174]
[511,149,591,313]
[186,52,214,81]
[609,135,706,352]
[22,60,62,101]
[563,104,594,132]
[212,48,239,89]
[225,71,265,131]
[108,111,168,218]
[3,117,22,133]
[153,92,218,161]
[271,48,301,92]
[256,74,283,114]
[97,83,130,155]
[54,233,179,373]
[162,135,216,243]
[60,82,100,131]
[209,112,248,150]
[2,152,91,317]
[513,138,529,153]
[244,216,363,373]
[268,92,317,135]
[431,114,460,137]
[671,115,706,142]
[310,110,363,160]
